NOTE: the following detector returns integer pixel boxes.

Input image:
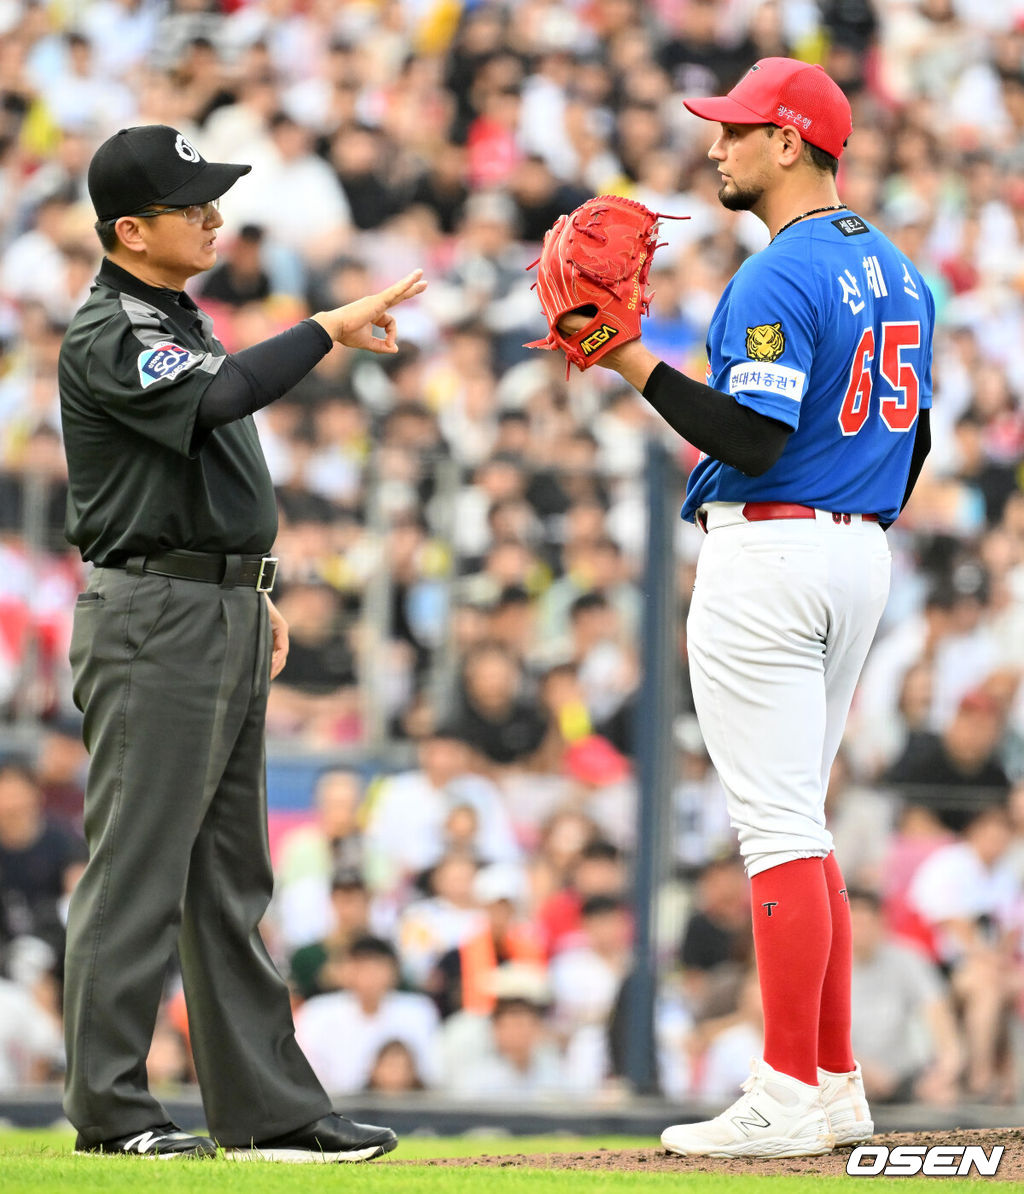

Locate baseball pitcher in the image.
[529,58,934,1158]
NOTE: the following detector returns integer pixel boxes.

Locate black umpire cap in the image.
[88,125,251,222]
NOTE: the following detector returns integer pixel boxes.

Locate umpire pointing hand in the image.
[60,124,425,1160]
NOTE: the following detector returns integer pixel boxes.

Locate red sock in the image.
[817,852,855,1073]
[750,857,831,1085]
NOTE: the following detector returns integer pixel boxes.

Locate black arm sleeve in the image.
[641,360,792,477]
[196,318,334,430]
[900,407,931,510]
[880,408,931,529]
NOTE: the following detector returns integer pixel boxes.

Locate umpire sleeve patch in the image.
[137,343,195,388]
[728,361,806,402]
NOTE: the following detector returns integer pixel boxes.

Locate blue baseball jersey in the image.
[681,212,935,524]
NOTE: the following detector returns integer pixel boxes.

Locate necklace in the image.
[772,204,848,241]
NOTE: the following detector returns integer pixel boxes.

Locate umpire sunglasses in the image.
[127,199,221,226]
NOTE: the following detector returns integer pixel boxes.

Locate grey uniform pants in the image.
[63,567,331,1146]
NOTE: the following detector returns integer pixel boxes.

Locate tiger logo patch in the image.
[746,322,785,363]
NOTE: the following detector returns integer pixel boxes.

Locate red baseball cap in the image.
[684,58,852,160]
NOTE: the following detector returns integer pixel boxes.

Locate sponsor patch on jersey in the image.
[745,322,785,363]
[137,343,194,388]
[728,361,806,403]
[579,323,619,356]
[832,214,869,237]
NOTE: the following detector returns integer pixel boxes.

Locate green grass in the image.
[0,1129,1004,1193]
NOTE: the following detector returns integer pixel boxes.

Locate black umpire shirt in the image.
[59,257,278,565]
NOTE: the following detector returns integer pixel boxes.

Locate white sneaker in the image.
[818,1062,873,1146]
[661,1059,835,1158]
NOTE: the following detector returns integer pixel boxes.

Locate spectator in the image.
[275,767,365,950]
[443,985,566,1100]
[537,535,640,649]
[559,734,636,850]
[535,830,627,958]
[671,714,735,875]
[567,592,639,732]
[885,687,1012,831]
[294,935,440,1094]
[824,749,899,891]
[858,577,999,759]
[549,894,632,1039]
[37,33,134,135]
[196,223,272,307]
[365,1039,426,1094]
[659,0,754,94]
[449,492,500,581]
[487,585,541,668]
[848,887,961,1105]
[878,803,956,958]
[0,963,63,1085]
[407,143,469,236]
[32,717,88,829]
[231,110,351,262]
[328,124,398,232]
[395,850,484,989]
[446,641,549,772]
[0,194,73,310]
[692,967,765,1102]
[363,727,519,898]
[429,862,545,1019]
[508,154,590,244]
[538,662,594,750]
[0,761,86,963]
[953,410,1020,528]
[426,189,539,371]
[288,868,375,1002]
[907,805,1022,1099]
[264,581,360,745]
[146,1007,192,1090]
[676,855,752,1022]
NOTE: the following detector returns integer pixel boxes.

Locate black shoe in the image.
[74,1122,217,1158]
[222,1112,398,1163]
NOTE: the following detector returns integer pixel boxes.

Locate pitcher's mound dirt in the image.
[412,1127,1024,1179]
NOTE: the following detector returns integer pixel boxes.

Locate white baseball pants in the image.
[686,504,891,877]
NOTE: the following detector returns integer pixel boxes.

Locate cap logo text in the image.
[776,104,811,131]
[175,134,201,163]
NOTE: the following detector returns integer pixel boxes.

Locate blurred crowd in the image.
[2,0,1024,1110]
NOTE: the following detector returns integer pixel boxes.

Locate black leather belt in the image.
[116,550,278,592]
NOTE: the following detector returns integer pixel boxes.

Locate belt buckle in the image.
[256,556,278,593]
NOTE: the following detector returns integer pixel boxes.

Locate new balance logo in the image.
[122,1131,161,1153]
[730,1107,771,1137]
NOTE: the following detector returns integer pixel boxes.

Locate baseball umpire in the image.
[540,60,934,1157]
[59,124,425,1160]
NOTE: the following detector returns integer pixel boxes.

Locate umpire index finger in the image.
[311,269,428,347]
[379,269,428,309]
